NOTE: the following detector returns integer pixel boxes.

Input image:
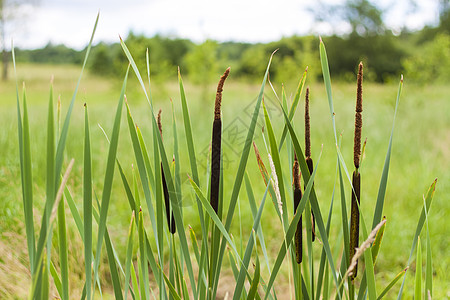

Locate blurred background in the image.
[1,0,449,84]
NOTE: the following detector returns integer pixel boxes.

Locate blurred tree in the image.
[403,33,450,83]
[184,40,218,84]
[0,0,39,80]
[184,40,219,101]
[439,0,450,31]
[311,0,385,36]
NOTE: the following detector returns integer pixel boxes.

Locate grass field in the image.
[1,62,449,298]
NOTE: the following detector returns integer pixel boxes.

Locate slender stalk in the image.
[350,62,363,280]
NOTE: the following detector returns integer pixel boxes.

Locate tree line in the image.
[13,22,449,84]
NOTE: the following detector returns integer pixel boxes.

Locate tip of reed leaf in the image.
[305,66,308,72]
[139,206,142,212]
[84,103,87,107]
[401,74,404,83]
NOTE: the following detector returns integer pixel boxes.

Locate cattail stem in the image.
[158,110,176,234]
[349,170,361,280]
[210,67,230,215]
[293,154,302,264]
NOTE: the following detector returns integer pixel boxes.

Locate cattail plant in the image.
[349,62,363,280]
[158,109,176,234]
[304,86,316,242]
[210,67,230,215]
[292,153,302,263]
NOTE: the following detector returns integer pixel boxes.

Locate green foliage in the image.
[184,40,219,84]
[403,33,450,83]
[322,33,404,82]
[14,43,83,64]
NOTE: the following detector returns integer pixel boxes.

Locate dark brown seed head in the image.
[354,62,363,169]
[305,87,311,158]
[215,67,231,120]
[157,109,163,139]
[356,62,363,113]
[292,153,301,190]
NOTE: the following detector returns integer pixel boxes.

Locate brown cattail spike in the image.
[305,87,311,158]
[157,109,163,139]
[210,67,230,215]
[214,67,230,120]
[354,62,363,169]
[293,153,303,264]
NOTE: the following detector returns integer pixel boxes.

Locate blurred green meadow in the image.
[1,61,449,298]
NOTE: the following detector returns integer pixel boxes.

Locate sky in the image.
[9,0,441,50]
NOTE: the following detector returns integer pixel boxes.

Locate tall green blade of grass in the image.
[171,99,182,209]
[264,148,321,300]
[29,159,74,299]
[41,257,49,299]
[19,83,36,274]
[396,179,436,299]
[105,229,124,300]
[320,39,351,297]
[372,77,403,228]
[54,13,98,188]
[152,113,164,299]
[232,179,270,300]
[83,104,93,300]
[244,173,271,276]
[32,14,99,286]
[138,209,150,300]
[415,237,422,300]
[121,40,198,299]
[247,252,261,300]
[278,67,308,151]
[12,44,36,273]
[376,268,407,299]
[57,192,69,300]
[357,76,404,300]
[424,196,433,298]
[280,101,342,299]
[50,261,63,297]
[92,67,128,297]
[188,178,241,264]
[124,212,136,300]
[178,70,209,284]
[46,83,55,247]
[263,101,289,225]
[125,104,157,237]
[315,169,337,300]
[212,51,275,299]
